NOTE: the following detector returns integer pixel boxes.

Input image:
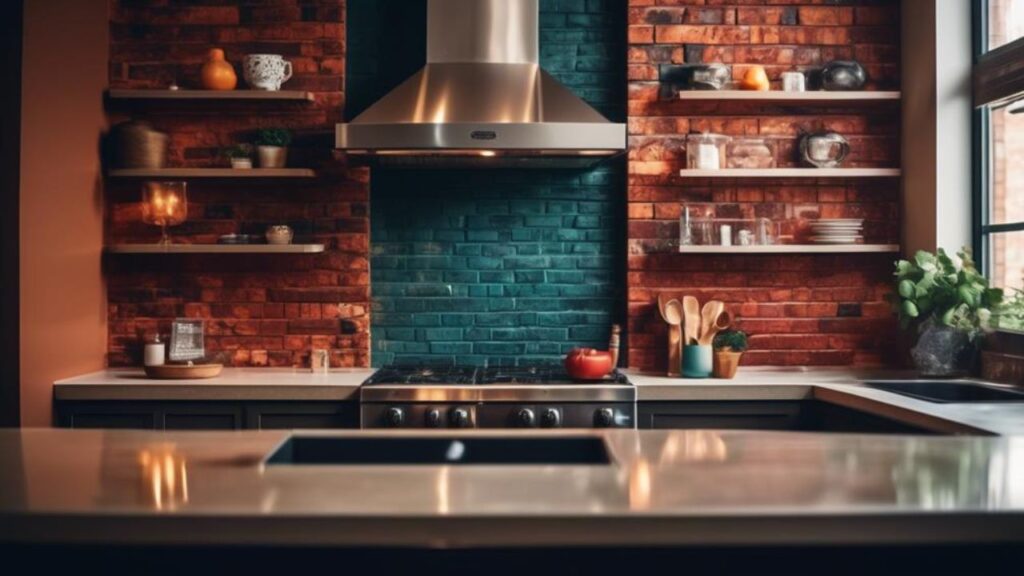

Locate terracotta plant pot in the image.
[230,158,252,169]
[712,350,743,379]
[257,145,287,168]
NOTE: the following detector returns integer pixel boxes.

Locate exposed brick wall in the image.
[353,0,627,366]
[627,0,902,371]
[105,0,370,368]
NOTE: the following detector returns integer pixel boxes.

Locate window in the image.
[975,0,1024,294]
[990,0,1024,50]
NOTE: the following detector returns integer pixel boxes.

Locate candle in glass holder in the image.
[142,181,187,245]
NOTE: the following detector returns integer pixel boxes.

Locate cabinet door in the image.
[638,402,803,430]
[245,402,359,430]
[59,403,160,430]
[161,403,244,430]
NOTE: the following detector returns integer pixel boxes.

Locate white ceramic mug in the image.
[243,54,293,91]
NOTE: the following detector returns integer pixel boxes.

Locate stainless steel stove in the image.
[359,365,635,429]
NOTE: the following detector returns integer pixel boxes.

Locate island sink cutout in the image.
[265,435,613,466]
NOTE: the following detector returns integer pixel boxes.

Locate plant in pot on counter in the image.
[891,247,1003,376]
[712,330,747,379]
[254,128,292,169]
[223,143,253,169]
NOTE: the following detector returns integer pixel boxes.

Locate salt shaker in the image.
[310,348,330,373]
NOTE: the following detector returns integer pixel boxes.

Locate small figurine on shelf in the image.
[739,65,770,91]
[200,48,238,91]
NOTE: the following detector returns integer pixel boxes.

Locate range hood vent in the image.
[336,0,626,167]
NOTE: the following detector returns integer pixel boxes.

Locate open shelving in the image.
[107,89,315,102]
[108,168,316,179]
[676,90,901,104]
[677,168,901,178]
[105,244,326,255]
[676,244,901,254]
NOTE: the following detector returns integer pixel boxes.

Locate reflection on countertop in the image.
[2,428,1023,548]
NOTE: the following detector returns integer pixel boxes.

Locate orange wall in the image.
[19,0,108,426]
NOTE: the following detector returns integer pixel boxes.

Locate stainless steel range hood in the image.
[336,0,626,167]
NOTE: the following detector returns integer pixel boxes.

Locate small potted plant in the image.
[255,128,292,169]
[891,248,1003,376]
[712,329,747,379]
[223,144,253,169]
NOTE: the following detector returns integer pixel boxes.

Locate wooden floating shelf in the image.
[677,168,901,178]
[106,244,326,254]
[108,168,316,179]
[678,244,901,254]
[677,90,901,103]
[107,89,315,102]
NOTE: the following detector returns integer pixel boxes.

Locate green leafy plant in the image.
[993,289,1024,331]
[713,329,748,353]
[891,247,1003,334]
[255,128,292,148]
[222,143,253,159]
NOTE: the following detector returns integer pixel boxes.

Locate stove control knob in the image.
[450,407,472,428]
[425,409,443,428]
[594,408,616,428]
[384,407,405,428]
[515,408,536,428]
[540,408,561,428]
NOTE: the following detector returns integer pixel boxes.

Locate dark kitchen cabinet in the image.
[637,401,932,434]
[638,401,803,431]
[246,402,359,430]
[56,401,359,430]
[60,403,160,430]
[162,403,244,430]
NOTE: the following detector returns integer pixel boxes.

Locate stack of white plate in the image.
[809,219,863,244]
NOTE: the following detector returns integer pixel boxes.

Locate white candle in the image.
[719,224,733,246]
[144,338,165,367]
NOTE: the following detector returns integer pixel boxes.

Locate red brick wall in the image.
[626,0,902,371]
[106,0,370,368]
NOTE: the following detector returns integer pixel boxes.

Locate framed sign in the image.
[169,318,205,362]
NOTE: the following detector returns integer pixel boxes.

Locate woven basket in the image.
[113,121,168,169]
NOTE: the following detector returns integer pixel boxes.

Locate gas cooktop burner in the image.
[363,364,629,386]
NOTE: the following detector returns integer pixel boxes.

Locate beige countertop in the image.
[1,428,1023,548]
[54,368,374,401]
[626,368,1024,437]
[54,366,1024,436]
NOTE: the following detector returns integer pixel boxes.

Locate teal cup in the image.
[682,345,712,378]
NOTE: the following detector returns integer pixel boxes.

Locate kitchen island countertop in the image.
[1,427,1023,549]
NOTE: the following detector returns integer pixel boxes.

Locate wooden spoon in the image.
[663,298,683,377]
[657,293,672,323]
[682,296,700,347]
[699,300,725,345]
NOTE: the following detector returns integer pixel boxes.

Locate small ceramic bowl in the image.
[265,225,294,245]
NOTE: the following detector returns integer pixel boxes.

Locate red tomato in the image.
[564,348,613,380]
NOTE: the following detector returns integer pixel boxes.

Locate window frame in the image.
[973,0,1024,288]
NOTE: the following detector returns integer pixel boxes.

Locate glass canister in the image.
[686,133,730,170]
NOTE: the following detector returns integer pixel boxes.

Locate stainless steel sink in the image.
[864,380,1024,403]
[265,435,612,466]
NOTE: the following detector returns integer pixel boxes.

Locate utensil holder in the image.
[682,345,712,378]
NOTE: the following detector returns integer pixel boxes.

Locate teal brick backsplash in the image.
[349,0,626,366]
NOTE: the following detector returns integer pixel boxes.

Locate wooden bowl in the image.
[144,363,223,380]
